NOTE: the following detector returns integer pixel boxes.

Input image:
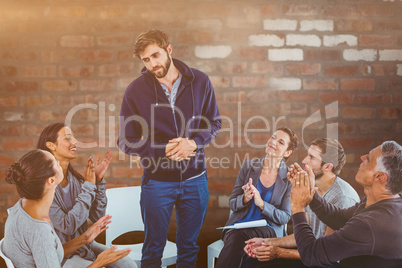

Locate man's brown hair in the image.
[133,29,170,59]
[311,138,346,175]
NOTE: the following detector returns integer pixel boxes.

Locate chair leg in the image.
[207,254,215,268]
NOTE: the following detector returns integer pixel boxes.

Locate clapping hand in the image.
[84,157,96,185]
[94,149,112,181]
[83,214,112,244]
[290,171,316,214]
[242,178,254,204]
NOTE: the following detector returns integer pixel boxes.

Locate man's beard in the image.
[150,56,171,79]
[313,168,324,180]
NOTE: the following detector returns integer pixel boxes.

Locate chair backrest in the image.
[105,186,143,246]
[0,239,15,268]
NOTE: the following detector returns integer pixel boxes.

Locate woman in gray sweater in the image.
[3,149,131,267]
[37,123,136,268]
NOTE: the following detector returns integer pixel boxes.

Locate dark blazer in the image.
[224,157,292,238]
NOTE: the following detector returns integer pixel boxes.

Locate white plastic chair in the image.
[105,186,177,268]
[0,239,15,268]
[207,239,224,268]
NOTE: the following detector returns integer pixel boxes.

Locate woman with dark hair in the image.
[37,123,136,268]
[216,128,299,268]
[2,149,131,267]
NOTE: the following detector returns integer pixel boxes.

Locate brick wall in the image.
[0,0,401,267]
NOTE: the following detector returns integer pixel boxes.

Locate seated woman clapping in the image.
[3,149,131,268]
[216,128,298,268]
[36,123,136,268]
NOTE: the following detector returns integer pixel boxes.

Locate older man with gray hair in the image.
[289,140,402,267]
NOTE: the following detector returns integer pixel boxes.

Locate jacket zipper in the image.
[172,105,183,182]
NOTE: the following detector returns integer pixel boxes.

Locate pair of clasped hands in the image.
[165,137,197,162]
[242,163,317,262]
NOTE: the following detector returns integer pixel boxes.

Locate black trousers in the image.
[216,226,276,268]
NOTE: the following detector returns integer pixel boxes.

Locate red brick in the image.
[176,30,214,44]
[97,6,128,19]
[0,183,16,194]
[283,4,319,16]
[251,62,283,75]
[359,35,393,47]
[59,66,95,78]
[261,4,282,16]
[397,123,402,133]
[20,95,54,107]
[222,91,246,103]
[340,138,375,149]
[42,80,77,91]
[279,92,317,102]
[0,66,17,76]
[218,32,249,44]
[236,47,267,61]
[0,126,21,137]
[379,107,401,119]
[21,66,57,77]
[117,49,133,60]
[41,50,77,63]
[219,167,240,179]
[60,35,94,47]
[0,154,15,166]
[321,5,358,17]
[318,93,354,105]
[208,179,235,194]
[2,51,38,61]
[355,94,392,105]
[341,79,375,91]
[79,79,115,91]
[376,22,402,31]
[98,63,134,77]
[5,81,38,92]
[305,50,342,61]
[339,123,356,135]
[57,95,93,106]
[217,62,248,75]
[395,93,402,105]
[398,36,402,47]
[360,64,396,76]
[273,103,307,116]
[376,78,402,92]
[72,124,95,136]
[79,50,113,62]
[325,65,358,76]
[210,76,230,88]
[341,107,376,119]
[112,166,143,178]
[336,20,373,32]
[286,63,321,75]
[358,121,394,134]
[39,110,67,122]
[97,36,132,47]
[232,76,269,88]
[303,79,337,90]
[2,139,35,151]
[360,4,394,17]
[45,6,87,18]
[0,96,18,107]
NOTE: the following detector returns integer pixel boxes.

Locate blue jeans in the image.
[140,173,209,268]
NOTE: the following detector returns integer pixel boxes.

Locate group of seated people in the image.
[3,123,137,268]
[217,128,402,268]
[1,123,402,268]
